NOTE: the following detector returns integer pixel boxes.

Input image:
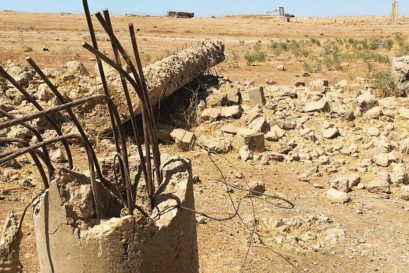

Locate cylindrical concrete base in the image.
[33,155,198,273]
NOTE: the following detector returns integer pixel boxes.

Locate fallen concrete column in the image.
[33,155,198,273]
[101,39,225,134]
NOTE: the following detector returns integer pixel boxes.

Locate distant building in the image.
[167,11,194,18]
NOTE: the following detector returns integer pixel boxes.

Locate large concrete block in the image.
[247,86,266,106]
[236,129,265,152]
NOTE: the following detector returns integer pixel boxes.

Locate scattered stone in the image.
[236,129,265,152]
[277,65,286,71]
[323,127,339,139]
[357,92,377,112]
[0,212,21,272]
[390,164,408,185]
[399,185,409,201]
[373,152,399,167]
[367,172,391,194]
[201,108,221,121]
[247,86,266,106]
[248,117,268,133]
[170,129,196,150]
[199,137,232,154]
[265,125,285,141]
[295,81,305,87]
[324,228,345,247]
[239,146,253,162]
[304,99,330,112]
[331,174,360,192]
[326,188,350,203]
[367,127,380,137]
[399,107,409,119]
[50,148,67,163]
[221,105,242,119]
[248,179,265,195]
[392,56,409,96]
[365,106,382,119]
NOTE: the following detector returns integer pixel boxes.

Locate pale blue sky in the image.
[0,0,407,17]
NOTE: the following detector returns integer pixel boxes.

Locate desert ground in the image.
[1,11,409,273]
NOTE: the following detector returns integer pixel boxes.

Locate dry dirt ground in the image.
[1,11,409,273]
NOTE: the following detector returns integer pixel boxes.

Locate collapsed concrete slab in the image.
[33,155,198,273]
[102,40,225,134]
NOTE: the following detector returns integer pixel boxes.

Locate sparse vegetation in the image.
[370,70,396,97]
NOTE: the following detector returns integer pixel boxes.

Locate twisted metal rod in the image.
[26,57,108,190]
[0,65,74,169]
[103,9,149,205]
[0,137,49,188]
[93,12,157,204]
[0,134,103,218]
[0,108,54,179]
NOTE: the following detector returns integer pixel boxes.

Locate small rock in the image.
[367,172,391,194]
[201,108,221,121]
[50,149,67,163]
[170,129,196,150]
[357,92,377,112]
[221,105,243,119]
[323,127,339,139]
[277,65,286,71]
[248,117,268,133]
[249,179,265,195]
[367,127,380,137]
[326,188,350,203]
[304,99,330,112]
[239,146,253,162]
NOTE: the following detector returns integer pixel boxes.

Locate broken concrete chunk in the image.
[265,125,285,141]
[326,188,350,204]
[304,99,330,112]
[247,86,266,106]
[201,108,221,121]
[221,125,239,135]
[239,145,253,162]
[0,212,21,273]
[221,105,242,119]
[357,92,377,112]
[236,129,265,152]
[248,117,268,133]
[199,137,232,154]
[323,127,339,139]
[367,172,391,194]
[249,179,266,195]
[331,174,360,193]
[170,129,196,150]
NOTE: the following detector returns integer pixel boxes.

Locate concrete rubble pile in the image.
[168,71,409,204]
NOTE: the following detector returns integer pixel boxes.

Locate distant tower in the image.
[391,0,399,24]
[278,7,285,17]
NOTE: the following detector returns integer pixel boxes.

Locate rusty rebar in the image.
[0,134,103,218]
[129,23,162,187]
[26,57,109,190]
[0,65,74,170]
[82,0,121,156]
[0,137,49,188]
[0,109,54,179]
[103,9,149,204]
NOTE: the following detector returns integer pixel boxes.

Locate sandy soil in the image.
[1,11,409,273]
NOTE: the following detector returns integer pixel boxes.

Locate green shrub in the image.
[370,70,395,97]
[244,50,267,65]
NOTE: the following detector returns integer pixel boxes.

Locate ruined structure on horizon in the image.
[167,11,195,18]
